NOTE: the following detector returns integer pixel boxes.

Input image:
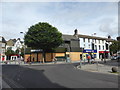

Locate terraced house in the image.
[77,30,115,60]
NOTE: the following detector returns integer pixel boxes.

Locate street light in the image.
[20,32,25,63]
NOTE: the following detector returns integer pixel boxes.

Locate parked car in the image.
[117,56,120,62]
[111,56,117,60]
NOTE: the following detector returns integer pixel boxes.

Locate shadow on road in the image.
[2,65,71,89]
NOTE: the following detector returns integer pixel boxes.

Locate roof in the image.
[0,36,6,43]
[78,34,115,42]
[62,34,115,42]
[6,39,16,46]
[62,34,78,41]
[2,37,6,43]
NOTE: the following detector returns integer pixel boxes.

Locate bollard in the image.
[79,60,82,68]
[84,59,85,65]
[96,61,98,71]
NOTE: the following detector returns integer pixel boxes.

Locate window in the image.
[99,45,101,50]
[92,43,94,50]
[84,44,85,48]
[95,39,96,43]
[106,43,108,50]
[103,46,104,50]
[99,40,100,44]
[88,39,90,43]
[102,40,104,44]
[89,44,90,48]
[95,45,97,50]
[83,38,85,42]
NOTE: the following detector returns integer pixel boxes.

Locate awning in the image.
[99,51,110,53]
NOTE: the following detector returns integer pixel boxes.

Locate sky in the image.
[0,0,118,41]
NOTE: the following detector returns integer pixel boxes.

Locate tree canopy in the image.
[109,41,120,54]
[24,22,63,52]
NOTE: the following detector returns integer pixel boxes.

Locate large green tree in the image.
[24,22,63,61]
[109,41,120,54]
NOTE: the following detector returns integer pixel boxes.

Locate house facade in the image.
[6,38,23,51]
[77,31,114,59]
[6,38,24,60]
[0,36,6,61]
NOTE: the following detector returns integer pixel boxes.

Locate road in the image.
[2,64,118,88]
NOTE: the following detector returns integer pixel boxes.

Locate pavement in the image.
[75,59,119,75]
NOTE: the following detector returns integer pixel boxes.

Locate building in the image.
[6,38,24,51]
[0,36,6,61]
[117,36,120,56]
[77,30,115,59]
[117,36,120,41]
[24,33,82,63]
[24,29,115,63]
[6,38,24,60]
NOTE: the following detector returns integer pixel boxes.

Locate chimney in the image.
[108,35,111,39]
[74,29,78,38]
[74,29,78,35]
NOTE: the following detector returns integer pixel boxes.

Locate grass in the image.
[110,71,119,74]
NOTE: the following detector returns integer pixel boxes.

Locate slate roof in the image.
[78,34,115,42]
[62,34,78,41]
[2,37,6,43]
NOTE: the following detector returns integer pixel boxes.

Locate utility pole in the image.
[20,32,26,63]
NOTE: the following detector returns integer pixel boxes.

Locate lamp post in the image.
[20,32,25,63]
[91,33,97,59]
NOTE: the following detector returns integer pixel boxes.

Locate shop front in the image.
[0,54,6,61]
[82,49,97,60]
[99,51,110,59]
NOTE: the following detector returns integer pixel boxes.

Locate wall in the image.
[25,54,30,62]
[55,53,65,57]
[66,52,82,62]
[38,53,43,62]
[25,52,82,62]
[45,53,56,62]
[31,53,37,62]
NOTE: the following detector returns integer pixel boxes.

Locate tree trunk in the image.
[42,51,46,63]
[37,52,38,62]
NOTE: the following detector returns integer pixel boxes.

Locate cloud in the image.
[99,17,118,37]
[1,2,118,40]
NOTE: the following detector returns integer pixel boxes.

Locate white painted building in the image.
[6,38,24,60]
[0,36,6,61]
[79,34,114,59]
[6,38,24,52]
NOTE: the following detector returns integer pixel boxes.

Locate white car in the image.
[111,56,117,60]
